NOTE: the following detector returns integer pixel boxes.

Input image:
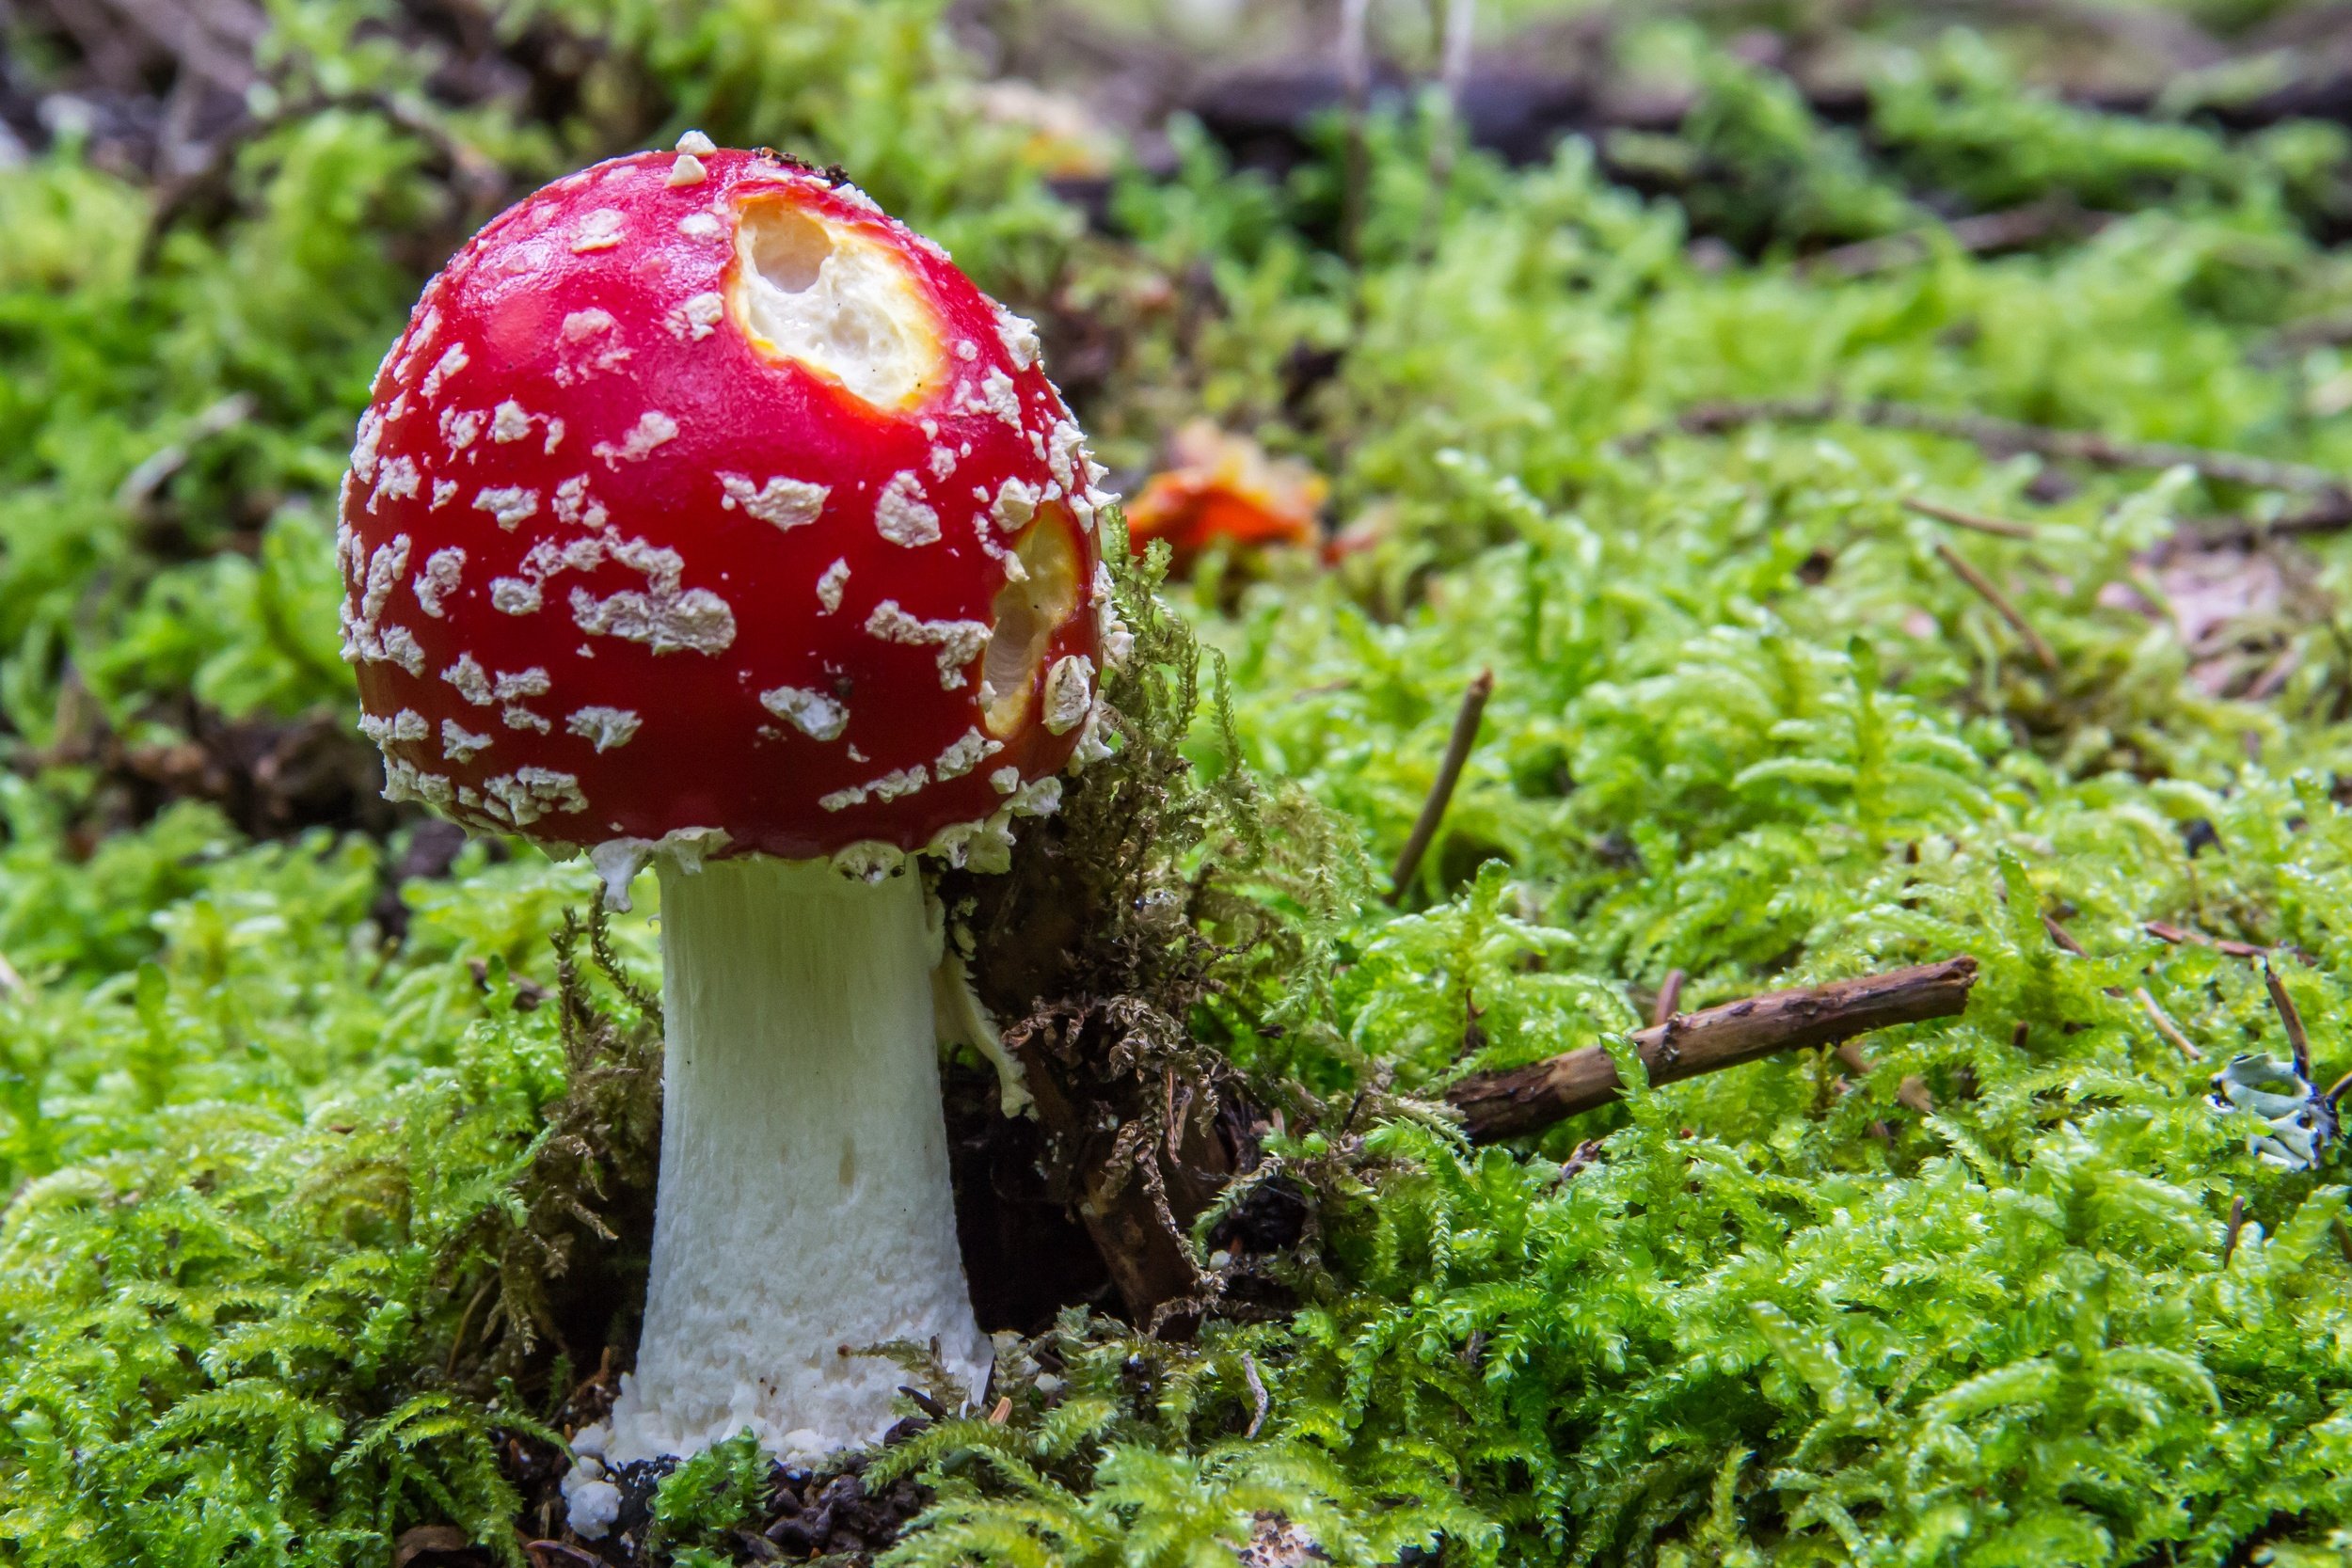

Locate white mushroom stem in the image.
[602,855,992,1465]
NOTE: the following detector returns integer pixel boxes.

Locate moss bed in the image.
[8,1,2352,1563]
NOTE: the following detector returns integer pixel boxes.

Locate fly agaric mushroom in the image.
[339,135,1124,1463]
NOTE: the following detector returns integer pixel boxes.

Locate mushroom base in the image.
[603,856,992,1465]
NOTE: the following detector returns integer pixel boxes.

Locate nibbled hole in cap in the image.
[730,198,943,408]
[982,507,1081,736]
[749,207,829,293]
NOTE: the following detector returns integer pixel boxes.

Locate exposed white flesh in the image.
[603,856,991,1464]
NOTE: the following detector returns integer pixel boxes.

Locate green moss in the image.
[8,0,2352,1562]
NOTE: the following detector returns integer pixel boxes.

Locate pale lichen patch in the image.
[554,474,608,530]
[666,292,725,341]
[991,477,1040,533]
[932,727,1002,780]
[442,720,493,763]
[571,209,627,252]
[493,667,551,701]
[368,454,421,514]
[865,600,989,688]
[442,406,486,452]
[491,400,535,443]
[816,557,850,614]
[1043,653,1094,734]
[567,705,643,752]
[594,410,678,467]
[474,485,540,530]
[556,309,631,386]
[491,577,544,615]
[720,473,827,531]
[994,306,1041,371]
[873,470,940,546]
[758,685,849,741]
[421,342,469,398]
[414,546,465,617]
[569,536,736,656]
[442,653,494,705]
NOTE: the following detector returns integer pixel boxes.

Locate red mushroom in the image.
[339,135,1123,1467]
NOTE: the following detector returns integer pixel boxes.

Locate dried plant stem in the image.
[2137,987,2206,1062]
[2264,959,2315,1081]
[1339,0,1373,268]
[1806,198,2109,279]
[1390,669,1494,900]
[1935,541,2058,671]
[1242,1352,1270,1438]
[1903,495,2039,540]
[2143,921,2265,958]
[1652,968,1686,1027]
[1640,395,2351,497]
[1450,957,1979,1142]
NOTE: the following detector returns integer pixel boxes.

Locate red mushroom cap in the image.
[340,143,1116,868]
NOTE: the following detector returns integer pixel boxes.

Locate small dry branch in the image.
[1636,396,2350,498]
[1449,957,1979,1142]
[1389,669,1494,900]
[2144,920,2265,958]
[1903,495,2039,540]
[1935,540,2058,671]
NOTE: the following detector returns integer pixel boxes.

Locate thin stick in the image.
[1903,495,2038,540]
[1806,198,2109,280]
[2137,987,2205,1062]
[1450,957,1979,1141]
[2187,491,2352,548]
[2143,921,2265,958]
[2264,958,2314,1083]
[1241,1351,1269,1439]
[2220,1195,2249,1270]
[1389,669,1494,900]
[1416,0,1477,265]
[1653,969,1686,1027]
[1338,0,1373,268]
[1936,541,2059,672]
[1633,395,2351,498]
[2042,912,2088,956]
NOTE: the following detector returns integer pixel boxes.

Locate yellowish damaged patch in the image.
[981,507,1083,737]
[727,198,948,409]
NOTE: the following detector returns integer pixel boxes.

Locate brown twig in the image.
[2220,1195,2249,1269]
[2042,912,2088,956]
[1389,669,1494,901]
[1338,0,1372,269]
[2185,490,2352,548]
[1449,957,1979,1142]
[1806,197,2111,280]
[1241,1351,1269,1438]
[2136,987,2205,1062]
[1903,495,2039,540]
[2264,959,2314,1083]
[1632,395,2351,499]
[1652,968,1686,1027]
[2143,920,2265,958]
[1934,541,2058,671]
